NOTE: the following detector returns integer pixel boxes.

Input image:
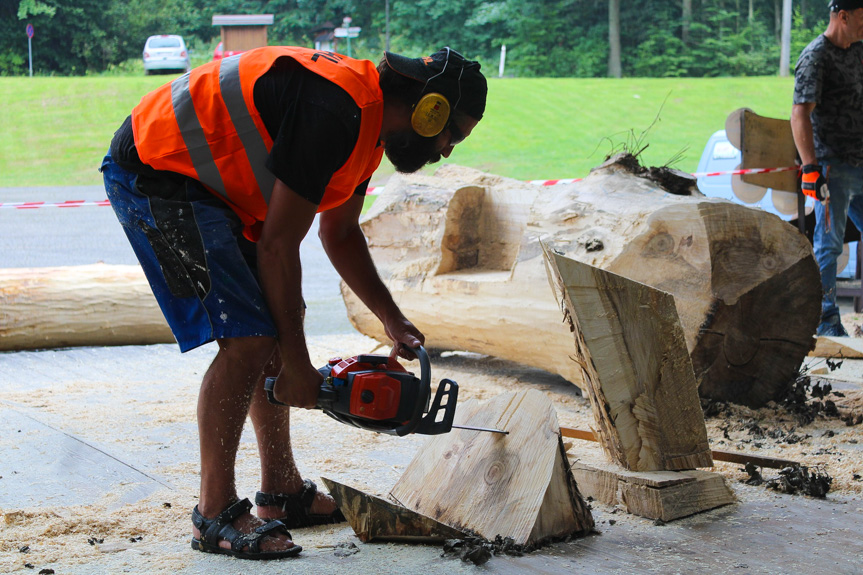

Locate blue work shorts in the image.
[100,153,277,352]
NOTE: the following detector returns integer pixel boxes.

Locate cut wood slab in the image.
[390,389,594,546]
[343,159,821,408]
[545,249,713,472]
[810,336,863,359]
[321,477,465,543]
[0,264,173,351]
[569,461,736,522]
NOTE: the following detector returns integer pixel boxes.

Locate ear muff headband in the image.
[411,92,451,137]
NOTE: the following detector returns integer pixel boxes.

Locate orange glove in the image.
[801,164,829,203]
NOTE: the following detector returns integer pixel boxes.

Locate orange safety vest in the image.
[132,47,384,241]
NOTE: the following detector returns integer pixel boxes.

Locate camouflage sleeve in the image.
[793,44,822,106]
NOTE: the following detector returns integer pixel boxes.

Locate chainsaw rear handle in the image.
[393,345,432,436]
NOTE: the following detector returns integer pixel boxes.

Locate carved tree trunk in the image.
[343,158,821,407]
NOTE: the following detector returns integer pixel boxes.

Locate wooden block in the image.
[735,108,798,193]
[544,249,713,472]
[570,461,736,522]
[390,389,594,546]
[810,336,863,359]
[321,478,465,543]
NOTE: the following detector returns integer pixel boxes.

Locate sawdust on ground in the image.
[1,333,862,573]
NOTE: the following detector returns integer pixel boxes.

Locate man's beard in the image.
[384,130,442,173]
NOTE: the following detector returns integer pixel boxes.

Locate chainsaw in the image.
[264,346,506,436]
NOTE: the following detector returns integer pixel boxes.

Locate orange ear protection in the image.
[410,47,463,138]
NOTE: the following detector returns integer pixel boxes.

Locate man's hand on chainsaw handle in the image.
[383,314,425,361]
[801,164,829,203]
[270,360,324,409]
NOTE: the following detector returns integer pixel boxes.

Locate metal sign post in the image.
[334,17,360,58]
[26,23,34,77]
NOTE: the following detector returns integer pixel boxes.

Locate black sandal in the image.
[191,498,302,560]
[255,479,346,529]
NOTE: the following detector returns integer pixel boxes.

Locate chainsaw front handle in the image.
[393,345,431,436]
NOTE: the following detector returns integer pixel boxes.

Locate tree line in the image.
[0,0,834,77]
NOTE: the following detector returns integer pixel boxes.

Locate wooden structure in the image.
[544,250,713,471]
[0,264,173,351]
[212,14,273,53]
[390,390,594,546]
[343,159,821,408]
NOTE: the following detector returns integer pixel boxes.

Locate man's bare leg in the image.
[249,347,339,520]
[192,337,297,553]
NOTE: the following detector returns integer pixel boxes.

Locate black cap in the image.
[384,48,487,120]
[830,0,863,11]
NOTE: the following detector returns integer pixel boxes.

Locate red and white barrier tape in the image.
[0,199,112,210]
[0,166,799,210]
[689,165,797,178]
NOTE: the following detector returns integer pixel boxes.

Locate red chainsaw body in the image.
[328,355,410,421]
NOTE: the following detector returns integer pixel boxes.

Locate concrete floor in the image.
[1,341,862,575]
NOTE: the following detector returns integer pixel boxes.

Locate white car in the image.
[143,35,190,75]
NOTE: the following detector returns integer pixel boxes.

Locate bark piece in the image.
[545,250,712,471]
[0,264,173,351]
[390,389,594,546]
[343,160,821,407]
[810,336,863,359]
[320,477,465,543]
[570,461,736,522]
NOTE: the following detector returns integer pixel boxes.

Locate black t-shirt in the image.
[110,57,370,204]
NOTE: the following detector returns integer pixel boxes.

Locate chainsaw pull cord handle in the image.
[393,345,431,437]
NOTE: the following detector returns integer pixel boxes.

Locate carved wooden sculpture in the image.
[343,157,821,407]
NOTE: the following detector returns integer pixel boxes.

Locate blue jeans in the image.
[100,153,277,352]
[813,158,863,322]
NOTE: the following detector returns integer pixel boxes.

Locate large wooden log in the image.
[0,264,173,351]
[343,157,821,407]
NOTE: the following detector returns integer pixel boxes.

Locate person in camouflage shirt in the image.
[792,0,863,337]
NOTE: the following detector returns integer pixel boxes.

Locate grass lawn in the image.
[0,74,795,188]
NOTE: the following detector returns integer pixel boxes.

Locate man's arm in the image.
[318,193,424,359]
[791,102,818,166]
[256,178,324,408]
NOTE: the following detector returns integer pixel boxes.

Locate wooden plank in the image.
[560,426,798,469]
[570,461,736,522]
[321,478,465,543]
[390,390,594,546]
[545,251,713,472]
